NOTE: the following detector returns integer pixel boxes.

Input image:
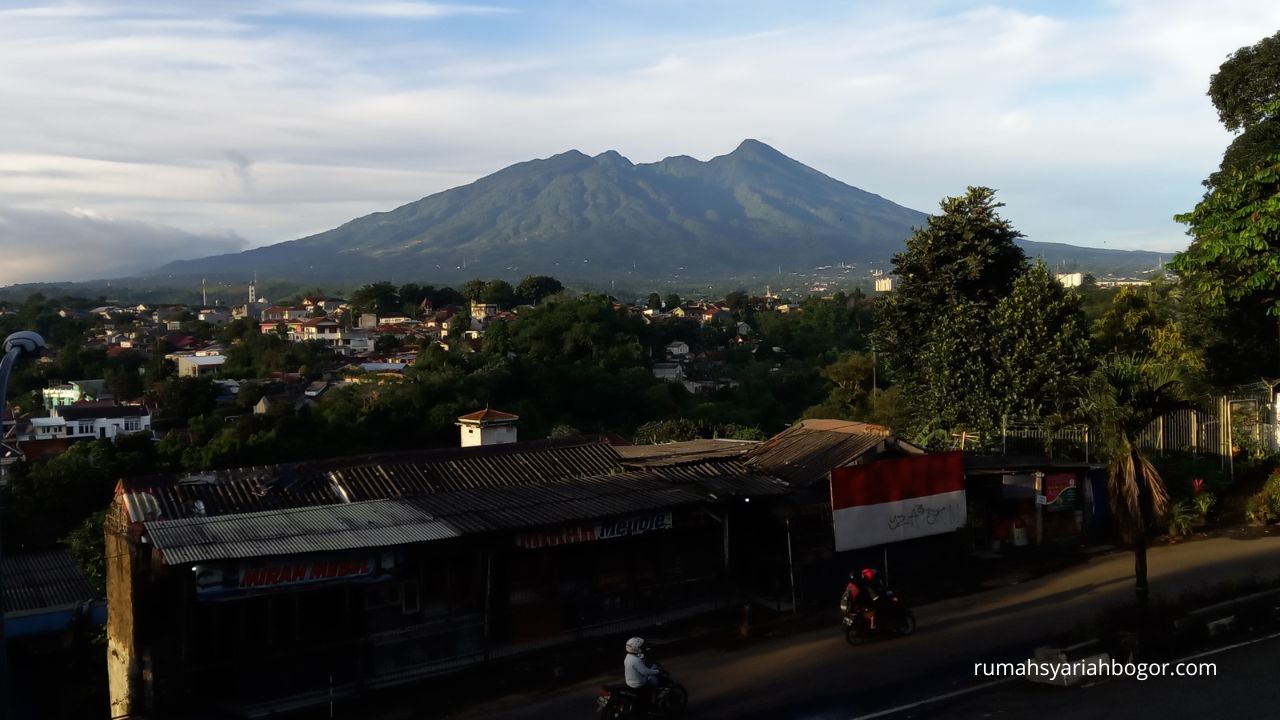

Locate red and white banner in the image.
[830,452,966,551]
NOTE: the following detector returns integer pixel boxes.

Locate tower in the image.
[248,279,256,304]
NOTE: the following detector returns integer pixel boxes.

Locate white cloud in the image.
[286,2,512,19]
[0,206,246,285]
[1,0,1278,281]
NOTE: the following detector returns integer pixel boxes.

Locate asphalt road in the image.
[444,530,1280,720]
[898,630,1280,720]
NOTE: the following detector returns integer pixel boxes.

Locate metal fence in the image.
[970,387,1280,468]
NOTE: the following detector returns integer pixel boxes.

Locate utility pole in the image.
[0,331,47,719]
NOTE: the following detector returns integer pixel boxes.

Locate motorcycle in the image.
[597,662,688,718]
[842,589,916,645]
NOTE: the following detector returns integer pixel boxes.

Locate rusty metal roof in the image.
[146,500,461,565]
[744,420,912,487]
[120,437,622,523]
[2,550,98,615]
[136,459,788,564]
[616,439,758,466]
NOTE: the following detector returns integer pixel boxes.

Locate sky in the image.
[2,0,1278,285]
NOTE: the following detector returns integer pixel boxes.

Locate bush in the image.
[1192,491,1216,519]
[1167,500,1196,538]
[1245,471,1280,524]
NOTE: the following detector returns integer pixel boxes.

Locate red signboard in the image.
[239,558,373,590]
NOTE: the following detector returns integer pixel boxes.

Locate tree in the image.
[349,281,401,317]
[873,187,1030,439]
[1208,30,1280,133]
[63,511,107,594]
[447,309,472,339]
[462,279,487,302]
[1171,30,1280,379]
[646,293,663,311]
[516,275,564,305]
[481,279,517,308]
[1070,355,1189,610]
[374,335,402,354]
[1173,156,1280,314]
[989,261,1092,419]
[724,290,749,311]
[663,293,681,310]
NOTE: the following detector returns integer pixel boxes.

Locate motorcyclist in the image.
[841,568,885,630]
[624,636,661,711]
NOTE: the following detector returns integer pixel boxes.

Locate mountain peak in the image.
[594,149,632,167]
[730,138,783,158]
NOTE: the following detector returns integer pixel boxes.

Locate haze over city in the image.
[3,0,1280,284]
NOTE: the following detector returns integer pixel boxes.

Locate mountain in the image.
[156,140,1162,285]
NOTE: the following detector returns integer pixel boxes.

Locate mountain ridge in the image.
[155,140,1163,284]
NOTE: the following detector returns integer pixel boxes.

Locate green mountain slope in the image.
[156,140,1162,284]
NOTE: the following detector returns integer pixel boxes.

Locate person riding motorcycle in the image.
[841,568,885,630]
[623,637,661,711]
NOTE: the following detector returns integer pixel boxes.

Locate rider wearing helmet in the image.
[842,568,885,629]
[624,637,661,710]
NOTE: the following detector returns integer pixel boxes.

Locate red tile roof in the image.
[456,408,519,423]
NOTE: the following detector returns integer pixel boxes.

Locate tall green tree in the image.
[1207,30,1280,185]
[874,188,1029,439]
[989,261,1092,419]
[516,275,564,305]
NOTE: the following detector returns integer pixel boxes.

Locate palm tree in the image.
[1075,354,1190,607]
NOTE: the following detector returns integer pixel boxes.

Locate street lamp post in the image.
[0,330,47,719]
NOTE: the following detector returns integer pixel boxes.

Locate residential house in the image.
[198,307,233,325]
[652,363,685,383]
[666,341,690,358]
[25,402,151,443]
[43,379,109,409]
[177,355,226,378]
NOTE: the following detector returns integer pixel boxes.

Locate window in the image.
[78,424,93,435]
[124,420,140,432]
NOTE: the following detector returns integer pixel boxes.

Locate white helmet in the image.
[625,637,645,654]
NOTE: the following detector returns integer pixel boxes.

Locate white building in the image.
[457,408,519,447]
[1055,272,1083,288]
[42,379,109,409]
[652,363,685,383]
[177,355,226,378]
[27,403,151,442]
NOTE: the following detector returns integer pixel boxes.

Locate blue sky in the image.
[1,0,1278,284]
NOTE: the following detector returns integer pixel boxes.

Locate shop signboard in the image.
[1038,472,1077,510]
[194,551,396,599]
[516,510,673,549]
[829,452,966,551]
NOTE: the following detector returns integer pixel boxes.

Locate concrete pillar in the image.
[106,518,150,719]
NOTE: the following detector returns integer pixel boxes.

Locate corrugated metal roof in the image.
[2,550,98,614]
[146,500,460,565]
[617,439,758,466]
[411,471,710,535]
[744,421,896,487]
[120,437,622,522]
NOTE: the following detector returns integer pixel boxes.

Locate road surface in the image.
[895,629,1280,720]
[442,530,1280,719]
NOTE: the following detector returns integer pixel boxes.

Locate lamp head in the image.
[3,331,46,357]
